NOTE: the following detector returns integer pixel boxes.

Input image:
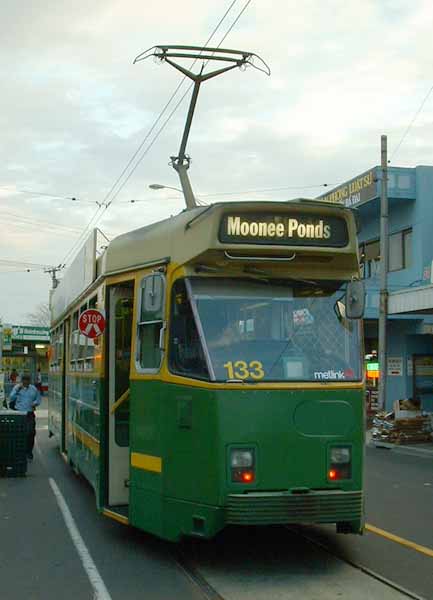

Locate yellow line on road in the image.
[366,523,433,559]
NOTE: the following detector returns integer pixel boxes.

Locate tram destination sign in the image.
[219,213,348,247]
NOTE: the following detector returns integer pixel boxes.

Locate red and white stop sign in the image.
[78,309,106,339]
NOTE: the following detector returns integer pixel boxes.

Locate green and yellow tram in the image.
[49,200,365,541]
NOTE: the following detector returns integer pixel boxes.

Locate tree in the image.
[26,302,50,327]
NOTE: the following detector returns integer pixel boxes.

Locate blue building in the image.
[319,165,433,412]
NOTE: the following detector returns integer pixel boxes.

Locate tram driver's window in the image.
[137,273,165,370]
[168,280,208,380]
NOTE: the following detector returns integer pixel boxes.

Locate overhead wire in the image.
[0,258,54,269]
[389,82,433,163]
[0,185,79,201]
[215,0,252,45]
[0,209,84,235]
[102,2,242,211]
[0,269,44,274]
[100,0,254,211]
[59,0,245,267]
[123,182,339,204]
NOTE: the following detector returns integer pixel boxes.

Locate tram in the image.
[49,46,365,541]
[48,200,365,540]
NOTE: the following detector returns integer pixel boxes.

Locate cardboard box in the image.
[393,400,422,419]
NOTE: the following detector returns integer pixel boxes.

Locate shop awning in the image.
[389,284,433,315]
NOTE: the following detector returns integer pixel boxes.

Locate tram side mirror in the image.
[143,274,164,314]
[345,280,365,319]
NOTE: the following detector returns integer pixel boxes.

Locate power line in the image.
[0,209,84,235]
[59,0,243,267]
[0,185,81,201]
[105,0,241,210]
[0,259,54,269]
[123,182,338,203]
[199,182,338,197]
[216,0,252,46]
[389,83,433,163]
[0,269,44,273]
[103,0,255,210]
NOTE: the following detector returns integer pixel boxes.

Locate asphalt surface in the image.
[1,409,432,600]
[0,414,206,600]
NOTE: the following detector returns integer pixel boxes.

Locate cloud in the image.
[1,0,433,320]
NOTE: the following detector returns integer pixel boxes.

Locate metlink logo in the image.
[314,370,345,380]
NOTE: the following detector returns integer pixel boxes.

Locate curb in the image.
[368,441,433,459]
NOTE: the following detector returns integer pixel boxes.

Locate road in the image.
[0,410,432,600]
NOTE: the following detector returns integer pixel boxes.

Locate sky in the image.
[1,0,433,324]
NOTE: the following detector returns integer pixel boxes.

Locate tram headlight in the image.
[329,446,352,480]
[230,449,254,468]
[330,447,351,464]
[230,448,255,483]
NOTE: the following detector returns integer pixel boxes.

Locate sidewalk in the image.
[366,429,433,458]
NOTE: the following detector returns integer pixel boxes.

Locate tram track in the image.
[175,549,226,600]
[173,525,427,600]
[287,525,427,600]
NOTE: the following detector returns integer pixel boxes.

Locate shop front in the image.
[1,325,49,395]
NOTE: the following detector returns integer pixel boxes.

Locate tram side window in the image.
[70,311,79,371]
[70,304,95,372]
[58,324,64,370]
[50,325,65,373]
[168,280,209,380]
[49,328,58,373]
[137,273,165,370]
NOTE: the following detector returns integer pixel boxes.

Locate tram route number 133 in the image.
[223,360,265,380]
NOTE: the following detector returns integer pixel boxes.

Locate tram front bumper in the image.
[226,489,363,527]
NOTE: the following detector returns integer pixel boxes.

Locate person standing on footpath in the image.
[8,373,41,460]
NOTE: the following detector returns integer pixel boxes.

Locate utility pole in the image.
[378,135,389,411]
[44,265,63,289]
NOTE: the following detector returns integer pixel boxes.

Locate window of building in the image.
[389,228,412,272]
[360,239,380,279]
[398,174,410,189]
[136,273,165,371]
[403,228,412,268]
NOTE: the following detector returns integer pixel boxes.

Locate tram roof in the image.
[100,200,355,276]
[51,200,358,324]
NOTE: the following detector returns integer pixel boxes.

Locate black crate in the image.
[0,411,28,470]
[0,411,27,434]
[0,461,27,477]
[0,436,27,462]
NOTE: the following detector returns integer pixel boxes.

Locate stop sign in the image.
[78,309,106,339]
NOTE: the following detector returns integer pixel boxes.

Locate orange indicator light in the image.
[242,471,254,483]
[328,469,337,480]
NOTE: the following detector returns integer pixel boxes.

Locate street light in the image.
[149,183,205,206]
[149,184,183,193]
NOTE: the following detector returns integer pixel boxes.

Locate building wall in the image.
[322,165,433,411]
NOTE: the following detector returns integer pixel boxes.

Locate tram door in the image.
[108,286,133,506]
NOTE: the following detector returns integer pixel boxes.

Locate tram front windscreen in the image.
[188,278,362,383]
